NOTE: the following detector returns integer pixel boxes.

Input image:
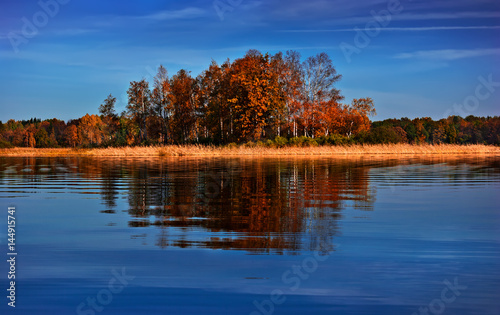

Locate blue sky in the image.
[0,0,499,122]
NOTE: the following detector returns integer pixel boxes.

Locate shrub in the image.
[352,131,369,144]
[274,136,288,147]
[316,136,327,145]
[255,140,266,147]
[327,134,351,145]
[294,136,309,146]
[288,137,300,146]
[0,139,13,148]
[303,137,319,147]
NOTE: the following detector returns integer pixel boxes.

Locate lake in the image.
[0,156,499,314]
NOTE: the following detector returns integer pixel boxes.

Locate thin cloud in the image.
[85,7,207,29]
[394,11,500,21]
[384,25,500,31]
[317,11,500,26]
[279,26,500,32]
[137,7,206,21]
[268,0,387,19]
[394,48,500,61]
[52,29,98,36]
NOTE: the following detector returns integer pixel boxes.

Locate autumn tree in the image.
[99,94,117,118]
[23,125,36,148]
[321,100,344,136]
[98,94,118,145]
[343,98,376,137]
[227,50,285,142]
[196,60,233,143]
[3,119,24,146]
[267,52,291,137]
[127,79,151,144]
[14,51,488,147]
[34,128,52,147]
[169,69,196,143]
[78,114,105,146]
[65,124,79,147]
[281,50,304,137]
[301,52,343,137]
[150,65,172,143]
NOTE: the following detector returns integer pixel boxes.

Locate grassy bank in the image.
[0,144,499,157]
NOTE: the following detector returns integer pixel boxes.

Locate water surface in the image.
[0,156,499,314]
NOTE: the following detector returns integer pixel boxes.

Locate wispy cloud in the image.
[394,11,500,21]
[85,7,207,29]
[52,28,97,36]
[316,11,500,26]
[279,26,500,32]
[136,7,206,21]
[394,48,500,61]
[268,0,387,19]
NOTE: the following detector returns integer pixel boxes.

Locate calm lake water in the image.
[0,156,499,315]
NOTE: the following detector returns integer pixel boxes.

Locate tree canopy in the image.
[0,50,498,148]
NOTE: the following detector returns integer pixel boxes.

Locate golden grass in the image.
[0,144,499,157]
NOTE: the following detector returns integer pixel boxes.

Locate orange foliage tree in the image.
[78,114,105,146]
[226,50,285,142]
[169,69,196,143]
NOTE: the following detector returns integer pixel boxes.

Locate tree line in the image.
[0,50,499,148]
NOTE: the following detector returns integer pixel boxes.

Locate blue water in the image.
[0,156,499,314]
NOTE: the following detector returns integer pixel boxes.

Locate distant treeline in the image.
[0,50,499,148]
[1,115,499,148]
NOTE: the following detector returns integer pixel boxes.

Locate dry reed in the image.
[0,144,498,157]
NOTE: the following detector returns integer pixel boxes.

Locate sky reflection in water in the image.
[0,156,499,314]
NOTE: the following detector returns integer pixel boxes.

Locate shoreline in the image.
[0,144,499,157]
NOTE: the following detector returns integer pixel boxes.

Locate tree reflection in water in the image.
[121,158,374,254]
[6,156,494,254]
